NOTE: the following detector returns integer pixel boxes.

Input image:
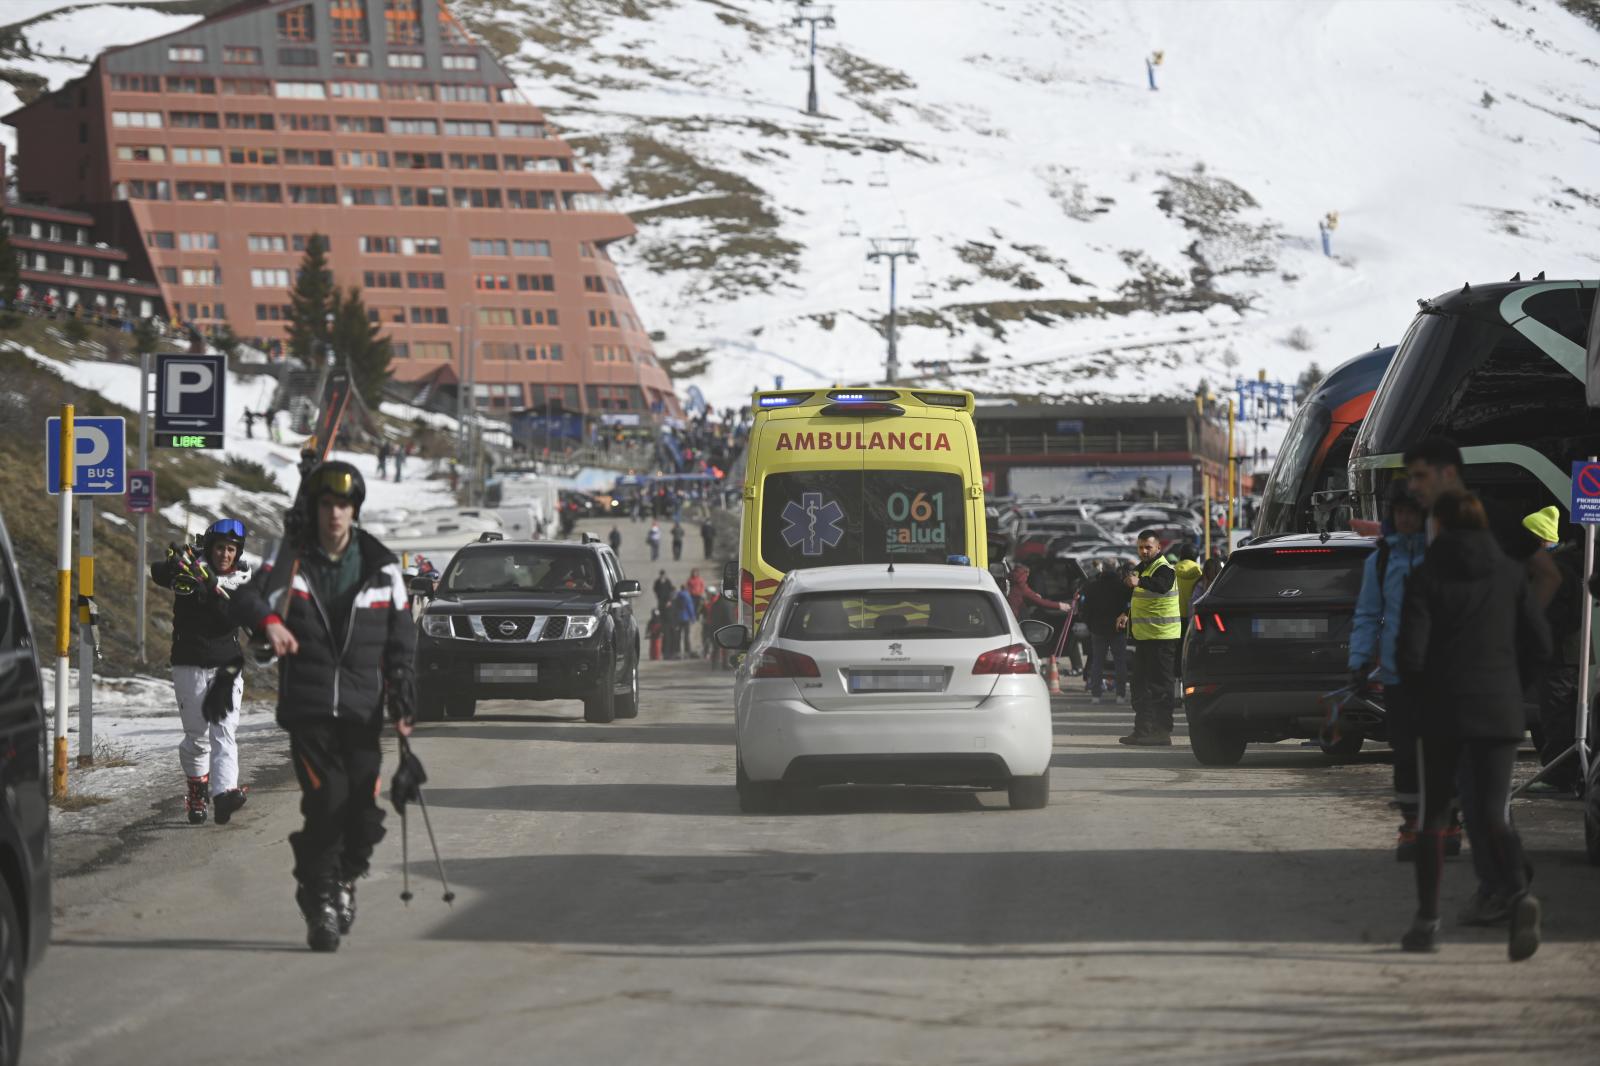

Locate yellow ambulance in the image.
[733,387,988,627]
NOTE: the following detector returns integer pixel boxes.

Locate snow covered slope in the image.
[6,0,1600,409]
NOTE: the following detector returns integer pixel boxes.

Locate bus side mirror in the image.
[721,560,739,600]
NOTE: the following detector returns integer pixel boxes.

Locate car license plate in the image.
[477,663,538,682]
[848,669,946,693]
[1252,617,1327,639]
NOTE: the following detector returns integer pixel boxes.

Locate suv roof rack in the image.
[477,531,505,543]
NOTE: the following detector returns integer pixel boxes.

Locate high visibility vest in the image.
[1129,557,1181,641]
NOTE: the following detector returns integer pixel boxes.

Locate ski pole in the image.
[399,809,413,904]
[413,786,456,905]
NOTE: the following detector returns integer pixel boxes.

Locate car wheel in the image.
[0,876,25,1066]
[614,658,640,720]
[444,697,477,720]
[584,671,617,723]
[1007,769,1051,810]
[1188,718,1247,766]
[1319,729,1364,761]
[736,757,786,814]
[415,689,446,722]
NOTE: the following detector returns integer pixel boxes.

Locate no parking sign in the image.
[1571,461,1600,525]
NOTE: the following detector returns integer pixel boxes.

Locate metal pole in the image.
[136,349,148,664]
[886,255,899,385]
[1576,510,1595,784]
[77,497,93,766]
[53,405,73,799]
[1225,398,1236,544]
[807,20,819,115]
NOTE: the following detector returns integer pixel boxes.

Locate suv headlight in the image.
[421,614,454,638]
[562,615,600,639]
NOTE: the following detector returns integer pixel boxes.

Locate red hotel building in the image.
[4,0,678,418]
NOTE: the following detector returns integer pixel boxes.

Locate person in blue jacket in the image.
[1349,482,1427,859]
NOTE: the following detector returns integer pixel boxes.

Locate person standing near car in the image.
[1348,482,1427,859]
[232,461,417,953]
[607,525,623,554]
[671,521,686,562]
[671,582,699,658]
[150,518,255,826]
[1118,530,1181,745]
[1082,560,1132,704]
[1396,490,1549,958]
[1521,506,1584,797]
[647,521,662,561]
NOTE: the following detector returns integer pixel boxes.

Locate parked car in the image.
[413,534,642,723]
[0,508,51,1065]
[718,563,1055,812]
[1182,533,1379,766]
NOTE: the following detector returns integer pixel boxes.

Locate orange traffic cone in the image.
[1046,657,1062,696]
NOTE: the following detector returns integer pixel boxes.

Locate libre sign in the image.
[155,353,226,448]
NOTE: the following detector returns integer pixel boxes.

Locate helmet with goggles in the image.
[302,460,366,520]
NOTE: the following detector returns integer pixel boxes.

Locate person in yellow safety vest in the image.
[1170,542,1203,626]
[1116,530,1182,745]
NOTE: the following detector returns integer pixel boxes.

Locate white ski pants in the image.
[173,665,242,795]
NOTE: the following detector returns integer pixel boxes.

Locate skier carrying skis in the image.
[231,461,418,952]
[150,518,254,825]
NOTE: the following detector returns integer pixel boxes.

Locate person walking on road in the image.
[233,461,417,953]
[1521,506,1584,796]
[1348,482,1427,859]
[376,441,390,479]
[701,518,716,560]
[607,525,623,553]
[685,568,705,601]
[1082,560,1131,703]
[150,518,255,826]
[1396,490,1549,958]
[647,521,662,561]
[671,521,686,562]
[1118,531,1181,745]
[671,583,699,658]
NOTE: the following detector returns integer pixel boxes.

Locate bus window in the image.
[759,469,966,571]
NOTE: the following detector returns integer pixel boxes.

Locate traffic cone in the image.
[1047,657,1062,696]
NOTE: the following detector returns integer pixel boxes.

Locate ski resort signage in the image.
[155,353,226,449]
[46,416,126,495]
[1572,461,1600,526]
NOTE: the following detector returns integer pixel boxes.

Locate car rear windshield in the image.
[760,469,967,570]
[1208,549,1370,601]
[442,549,599,593]
[780,589,1007,641]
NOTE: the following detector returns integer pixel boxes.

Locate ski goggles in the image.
[207,519,246,539]
[306,468,358,499]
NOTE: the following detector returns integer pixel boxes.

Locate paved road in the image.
[29,519,1600,1065]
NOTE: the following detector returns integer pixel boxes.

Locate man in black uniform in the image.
[234,461,416,952]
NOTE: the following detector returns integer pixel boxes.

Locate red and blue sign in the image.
[1571,461,1600,525]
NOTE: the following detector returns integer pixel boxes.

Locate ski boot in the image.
[335,879,357,935]
[185,775,210,825]
[296,883,341,953]
[213,787,249,825]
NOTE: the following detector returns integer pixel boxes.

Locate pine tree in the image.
[0,205,21,327]
[330,284,393,408]
[285,233,334,362]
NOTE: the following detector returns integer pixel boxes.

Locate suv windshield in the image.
[1208,549,1370,601]
[442,549,600,593]
[780,589,1006,641]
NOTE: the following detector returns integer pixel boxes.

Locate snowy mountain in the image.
[5,0,1600,409]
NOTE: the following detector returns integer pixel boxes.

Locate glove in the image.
[202,659,243,723]
[389,739,427,815]
[385,668,417,725]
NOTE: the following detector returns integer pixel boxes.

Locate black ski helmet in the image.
[303,460,366,520]
[202,517,247,551]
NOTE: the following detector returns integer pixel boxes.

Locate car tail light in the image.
[740,568,754,605]
[1184,683,1221,696]
[1192,613,1204,631]
[1212,613,1226,632]
[748,647,820,678]
[973,643,1035,675]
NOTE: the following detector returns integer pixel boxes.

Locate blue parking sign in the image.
[46,416,126,495]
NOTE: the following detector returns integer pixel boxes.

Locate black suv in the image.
[0,508,52,1065]
[1182,533,1378,766]
[413,535,642,723]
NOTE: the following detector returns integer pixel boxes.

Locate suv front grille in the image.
[541,616,567,640]
[483,615,535,641]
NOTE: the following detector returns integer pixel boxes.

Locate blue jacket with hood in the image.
[1348,530,1425,684]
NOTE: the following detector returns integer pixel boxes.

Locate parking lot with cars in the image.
[29,516,1600,1065]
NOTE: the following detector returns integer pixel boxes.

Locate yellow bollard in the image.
[53,405,73,799]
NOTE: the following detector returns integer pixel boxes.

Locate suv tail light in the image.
[740,568,754,605]
[748,647,820,678]
[973,643,1035,675]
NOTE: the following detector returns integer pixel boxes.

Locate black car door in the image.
[0,516,49,960]
[602,551,638,667]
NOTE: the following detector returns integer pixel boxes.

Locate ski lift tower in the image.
[793,4,836,116]
[867,236,918,385]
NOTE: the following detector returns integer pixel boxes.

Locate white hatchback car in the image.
[716,563,1055,812]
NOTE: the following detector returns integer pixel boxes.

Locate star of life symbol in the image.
[781,492,845,557]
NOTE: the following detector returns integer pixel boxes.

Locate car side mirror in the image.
[1020,618,1053,645]
[721,560,739,600]
[615,578,641,596]
[713,624,751,651]
[988,562,1010,585]
[408,576,434,597]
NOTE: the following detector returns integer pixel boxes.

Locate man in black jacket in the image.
[1081,560,1132,703]
[234,461,417,952]
[151,519,253,825]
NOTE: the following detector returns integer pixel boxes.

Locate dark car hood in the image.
[424,590,607,614]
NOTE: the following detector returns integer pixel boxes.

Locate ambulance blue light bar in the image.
[827,389,899,402]
[757,392,813,408]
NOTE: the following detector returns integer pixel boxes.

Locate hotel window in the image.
[181,267,221,287]
[526,343,564,362]
[169,110,219,128]
[586,385,640,411]
[184,302,226,320]
[441,54,479,71]
[168,45,206,63]
[513,239,551,257]
[521,308,558,326]
[337,115,386,133]
[280,113,331,131]
[362,271,402,288]
[115,145,168,163]
[398,186,447,207]
[176,181,226,201]
[275,81,326,100]
[165,76,216,94]
[250,268,292,287]
[517,273,555,292]
[394,151,443,170]
[279,47,318,66]
[277,3,314,42]
[256,304,293,321]
[567,192,607,212]
[499,122,546,139]
[368,306,405,324]
[330,0,370,44]
[582,275,604,293]
[443,120,492,137]
[437,84,488,103]
[481,342,519,361]
[390,118,437,135]
[329,81,380,100]
[284,148,334,165]
[410,341,452,360]
[504,155,567,173]
[223,78,273,95]
[172,146,223,165]
[232,183,283,203]
[343,186,394,206]
[449,152,498,170]
[159,267,178,283]
[578,242,596,258]
[385,0,423,46]
[229,147,281,165]
[358,235,396,254]
[406,271,445,289]
[452,187,500,209]
[111,74,161,92]
[333,50,371,68]
[387,52,424,69]
[225,112,275,130]
[291,234,319,251]
[146,231,176,250]
[507,189,556,210]
[248,234,288,252]
[409,306,449,325]
[112,110,162,128]
[399,236,441,255]
[468,238,507,256]
[288,185,338,205]
[178,232,219,251]
[589,309,619,328]
[224,46,261,64]
[340,149,388,167]
[473,273,510,291]
[381,82,435,101]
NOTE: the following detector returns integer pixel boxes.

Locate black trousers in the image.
[288,717,386,889]
[1130,639,1178,736]
[1386,685,1418,814]
[1414,735,1527,920]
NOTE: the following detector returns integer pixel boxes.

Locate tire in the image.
[0,876,25,1066]
[736,757,785,814]
[583,670,616,723]
[1319,729,1364,761]
[614,656,640,720]
[415,689,446,722]
[1189,718,1247,766]
[1007,769,1051,810]
[444,697,477,720]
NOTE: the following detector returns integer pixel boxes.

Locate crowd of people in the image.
[646,567,738,668]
